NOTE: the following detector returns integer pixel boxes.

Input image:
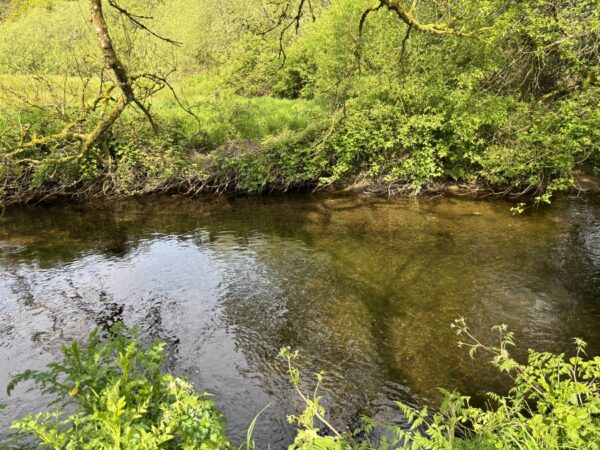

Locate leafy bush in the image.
[7,325,231,449]
[5,322,600,449]
[209,121,327,193]
[268,0,600,199]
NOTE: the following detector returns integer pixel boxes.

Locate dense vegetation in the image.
[0,0,598,206]
[4,322,599,449]
[1,2,599,447]
[6,326,230,449]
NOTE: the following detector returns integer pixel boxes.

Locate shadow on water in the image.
[0,194,599,448]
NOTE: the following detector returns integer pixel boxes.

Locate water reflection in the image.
[0,194,599,447]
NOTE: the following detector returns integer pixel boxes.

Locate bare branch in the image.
[107,0,182,46]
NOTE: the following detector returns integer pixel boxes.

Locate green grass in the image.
[153,74,325,143]
[0,73,325,145]
[0,74,99,106]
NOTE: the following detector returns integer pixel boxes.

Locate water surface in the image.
[1,194,599,447]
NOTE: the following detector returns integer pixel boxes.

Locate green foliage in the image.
[278,348,348,450]
[322,102,447,190]
[0,1,96,75]
[388,319,600,449]
[0,0,599,203]
[275,0,600,198]
[209,119,328,193]
[275,320,600,449]
[7,325,231,450]
[4,323,600,449]
[0,76,326,201]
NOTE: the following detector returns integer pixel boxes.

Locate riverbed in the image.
[1,194,599,447]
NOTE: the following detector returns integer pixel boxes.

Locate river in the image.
[1,194,599,447]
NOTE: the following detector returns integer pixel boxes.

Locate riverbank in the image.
[2,73,598,209]
[3,168,599,209]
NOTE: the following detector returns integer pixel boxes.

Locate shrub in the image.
[7,325,231,450]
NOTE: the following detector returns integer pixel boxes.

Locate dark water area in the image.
[0,194,599,447]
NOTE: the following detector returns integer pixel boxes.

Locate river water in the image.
[0,194,599,447]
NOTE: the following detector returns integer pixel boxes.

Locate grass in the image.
[0,73,326,145]
[153,74,325,142]
[0,74,99,107]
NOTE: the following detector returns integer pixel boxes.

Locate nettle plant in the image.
[7,325,231,450]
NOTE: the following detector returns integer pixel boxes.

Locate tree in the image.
[3,0,178,170]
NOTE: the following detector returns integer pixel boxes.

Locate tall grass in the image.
[0,73,325,145]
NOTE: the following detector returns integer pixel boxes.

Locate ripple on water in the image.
[0,194,599,448]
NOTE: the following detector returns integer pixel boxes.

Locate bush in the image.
[7,325,231,450]
[5,322,600,449]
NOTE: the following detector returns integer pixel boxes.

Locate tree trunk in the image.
[89,0,157,132]
[90,0,134,101]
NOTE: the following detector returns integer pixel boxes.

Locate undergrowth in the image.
[4,320,599,449]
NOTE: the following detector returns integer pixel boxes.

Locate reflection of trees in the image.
[1,196,347,265]
[213,197,495,425]
[2,194,600,439]
[214,195,600,424]
[249,205,484,406]
[560,200,600,302]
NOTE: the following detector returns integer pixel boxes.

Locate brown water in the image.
[0,194,599,447]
